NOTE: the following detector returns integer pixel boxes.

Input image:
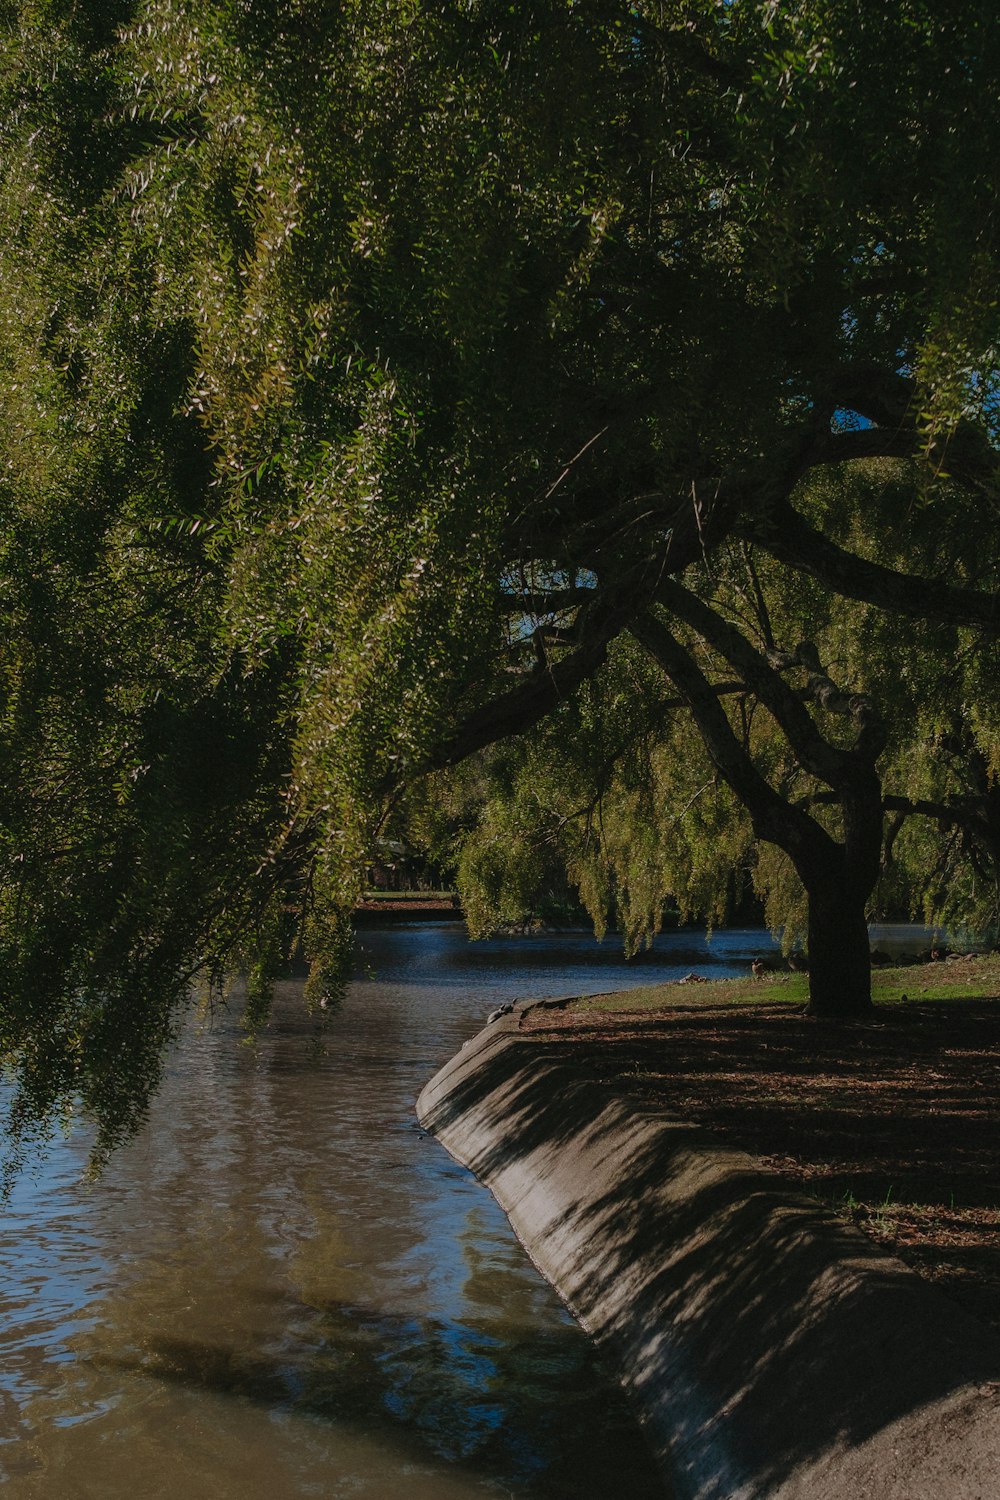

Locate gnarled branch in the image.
[740,499,1000,631]
[630,610,835,865]
[426,568,653,771]
[655,580,879,786]
[767,641,886,762]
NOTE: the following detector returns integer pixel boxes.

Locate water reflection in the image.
[2,923,720,1497]
[0,920,940,1496]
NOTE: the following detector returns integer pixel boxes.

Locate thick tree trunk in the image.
[804,875,873,1017]
[628,611,881,1019]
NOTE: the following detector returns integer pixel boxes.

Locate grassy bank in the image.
[518,955,1000,1329]
[566,952,1000,1014]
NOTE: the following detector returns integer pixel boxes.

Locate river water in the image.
[0,922,921,1496]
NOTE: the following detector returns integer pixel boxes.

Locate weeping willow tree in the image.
[0,0,997,1162]
[418,462,1000,1013]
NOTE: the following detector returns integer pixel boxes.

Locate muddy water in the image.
[0,923,784,1497]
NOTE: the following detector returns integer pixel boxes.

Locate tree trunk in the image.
[627,612,882,1019]
[804,873,873,1017]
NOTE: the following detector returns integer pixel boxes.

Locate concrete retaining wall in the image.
[417,1013,1000,1499]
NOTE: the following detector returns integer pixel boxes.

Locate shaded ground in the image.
[518,956,1000,1329]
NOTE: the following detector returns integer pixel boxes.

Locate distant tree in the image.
[0,0,997,1159]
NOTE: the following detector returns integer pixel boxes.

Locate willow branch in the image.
[882,794,992,834]
[767,641,886,762]
[655,580,872,786]
[810,429,917,464]
[426,573,648,771]
[630,610,835,864]
[830,364,916,430]
[830,363,999,494]
[740,499,1000,631]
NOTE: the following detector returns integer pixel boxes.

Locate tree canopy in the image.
[0,0,997,1164]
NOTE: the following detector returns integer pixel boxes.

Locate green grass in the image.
[572,973,809,1014]
[569,955,1000,1017]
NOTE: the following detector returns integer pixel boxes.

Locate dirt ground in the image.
[518,957,1000,1330]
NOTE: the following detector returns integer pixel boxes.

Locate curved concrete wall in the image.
[417,1013,1000,1499]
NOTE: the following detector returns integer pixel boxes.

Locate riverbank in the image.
[353,893,462,923]
[418,959,1000,1498]
[520,953,1000,1327]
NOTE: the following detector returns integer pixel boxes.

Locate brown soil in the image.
[518,965,1000,1329]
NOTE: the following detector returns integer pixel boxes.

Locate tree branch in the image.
[507,422,824,576]
[426,573,649,771]
[830,364,916,430]
[655,579,876,786]
[635,15,740,85]
[830,363,999,495]
[811,429,917,465]
[630,610,835,864]
[882,793,991,833]
[740,499,1000,630]
[767,641,887,762]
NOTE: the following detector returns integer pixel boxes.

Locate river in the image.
[0,922,922,1496]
